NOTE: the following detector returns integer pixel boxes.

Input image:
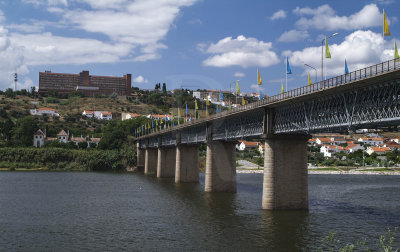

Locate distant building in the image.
[82,110,94,118]
[366,146,391,155]
[236,140,261,151]
[357,137,384,146]
[83,111,113,120]
[121,113,141,121]
[100,112,112,120]
[57,130,69,143]
[39,70,132,97]
[320,145,344,158]
[33,129,46,147]
[30,108,59,117]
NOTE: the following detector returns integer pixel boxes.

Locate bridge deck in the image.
[137,59,400,140]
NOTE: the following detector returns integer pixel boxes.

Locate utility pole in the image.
[14,72,18,91]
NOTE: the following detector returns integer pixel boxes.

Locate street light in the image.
[304,63,317,83]
[321,32,339,82]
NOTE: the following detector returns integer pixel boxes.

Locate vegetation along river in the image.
[0,172,399,251]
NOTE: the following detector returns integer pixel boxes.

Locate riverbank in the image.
[237,168,400,175]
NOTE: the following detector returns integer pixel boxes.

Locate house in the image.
[315,137,332,145]
[89,137,101,147]
[30,108,59,117]
[33,129,46,147]
[320,145,344,157]
[57,130,69,143]
[100,112,112,120]
[366,146,391,155]
[331,137,347,145]
[121,113,141,120]
[384,141,400,150]
[70,136,87,146]
[357,137,384,146]
[344,144,364,153]
[236,140,261,151]
[147,114,172,121]
[308,138,316,145]
[82,110,94,118]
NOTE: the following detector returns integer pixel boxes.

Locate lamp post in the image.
[304,63,317,83]
[321,32,339,82]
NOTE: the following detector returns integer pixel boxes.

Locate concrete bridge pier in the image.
[157,147,176,178]
[205,141,236,193]
[144,148,158,175]
[262,135,309,210]
[136,143,145,172]
[175,145,199,183]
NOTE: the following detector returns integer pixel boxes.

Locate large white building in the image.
[30,108,59,117]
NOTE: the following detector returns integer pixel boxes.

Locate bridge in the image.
[135,59,400,210]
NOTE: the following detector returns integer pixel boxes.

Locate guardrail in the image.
[138,59,399,138]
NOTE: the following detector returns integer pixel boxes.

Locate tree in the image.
[12,116,38,146]
[4,88,15,98]
[78,141,88,149]
[1,119,14,140]
[30,86,36,97]
[162,83,166,93]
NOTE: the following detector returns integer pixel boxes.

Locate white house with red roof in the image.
[57,130,69,143]
[366,146,391,155]
[82,110,94,118]
[33,129,46,147]
[344,144,364,154]
[122,113,141,120]
[357,137,384,146]
[236,140,261,151]
[320,145,344,157]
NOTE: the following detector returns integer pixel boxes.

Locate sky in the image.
[0,0,399,95]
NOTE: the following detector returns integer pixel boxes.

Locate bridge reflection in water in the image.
[136,59,400,210]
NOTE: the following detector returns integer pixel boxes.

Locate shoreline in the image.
[236,169,400,175]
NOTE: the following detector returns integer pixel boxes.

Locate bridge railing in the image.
[139,59,399,138]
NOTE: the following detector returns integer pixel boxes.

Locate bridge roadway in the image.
[135,59,400,210]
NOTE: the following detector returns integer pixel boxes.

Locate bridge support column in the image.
[175,145,199,183]
[157,147,176,178]
[262,135,309,210]
[136,143,145,172]
[144,148,158,175]
[205,141,236,192]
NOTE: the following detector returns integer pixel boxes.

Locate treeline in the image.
[0,147,135,171]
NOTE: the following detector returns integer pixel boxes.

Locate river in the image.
[0,172,399,251]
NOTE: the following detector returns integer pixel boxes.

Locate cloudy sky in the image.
[0,0,399,95]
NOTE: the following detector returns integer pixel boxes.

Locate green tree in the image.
[162,83,166,93]
[12,116,38,146]
[4,88,15,98]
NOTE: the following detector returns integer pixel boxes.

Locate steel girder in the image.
[274,80,400,134]
[181,125,206,144]
[212,110,264,140]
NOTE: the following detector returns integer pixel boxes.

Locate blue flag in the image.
[186,104,188,114]
[259,93,263,100]
[286,57,292,74]
[217,105,219,113]
[190,114,192,122]
[345,59,349,74]
[151,121,154,128]
[219,90,223,101]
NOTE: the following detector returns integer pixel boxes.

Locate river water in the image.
[0,172,399,251]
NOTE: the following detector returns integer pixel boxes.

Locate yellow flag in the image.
[195,100,199,110]
[308,73,312,86]
[206,96,210,106]
[384,9,391,36]
[325,37,331,58]
[242,96,245,106]
[171,112,174,120]
[281,81,284,94]
[257,69,262,85]
[395,41,399,61]
[178,108,181,117]
[236,80,240,94]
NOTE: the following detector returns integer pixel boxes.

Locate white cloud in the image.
[22,0,68,6]
[10,32,133,65]
[234,72,245,77]
[188,18,202,25]
[270,10,286,20]
[132,75,148,83]
[287,30,395,78]
[294,4,381,31]
[202,35,280,68]
[0,26,30,90]
[278,29,309,42]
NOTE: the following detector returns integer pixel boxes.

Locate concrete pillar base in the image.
[262,135,309,210]
[144,148,158,175]
[175,145,199,183]
[205,141,236,193]
[137,147,145,172]
[157,147,176,178]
